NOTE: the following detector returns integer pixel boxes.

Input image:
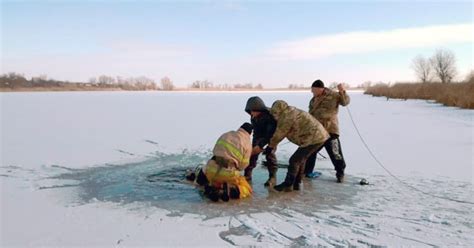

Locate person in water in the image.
[186,123,253,202]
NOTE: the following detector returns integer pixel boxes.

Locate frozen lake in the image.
[1,91,473,247]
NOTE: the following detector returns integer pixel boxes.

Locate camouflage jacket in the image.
[309,88,350,135]
[212,128,252,171]
[269,100,329,148]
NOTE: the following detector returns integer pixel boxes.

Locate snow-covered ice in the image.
[1,91,473,247]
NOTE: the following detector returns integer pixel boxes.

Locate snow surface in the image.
[1,91,473,247]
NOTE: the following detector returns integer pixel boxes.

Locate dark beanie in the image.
[240,122,253,134]
[311,79,324,88]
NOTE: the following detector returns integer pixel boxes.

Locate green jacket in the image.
[309,88,350,135]
[269,100,329,148]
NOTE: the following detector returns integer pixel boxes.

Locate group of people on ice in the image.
[185,79,350,202]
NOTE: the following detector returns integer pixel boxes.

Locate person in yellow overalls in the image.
[186,123,253,202]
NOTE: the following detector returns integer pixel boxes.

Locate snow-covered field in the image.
[1,91,473,247]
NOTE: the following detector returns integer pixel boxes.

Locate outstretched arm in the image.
[268,118,291,148]
[337,84,350,106]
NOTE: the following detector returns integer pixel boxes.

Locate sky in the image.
[1,0,473,88]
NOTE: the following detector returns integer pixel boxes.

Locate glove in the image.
[263,146,273,155]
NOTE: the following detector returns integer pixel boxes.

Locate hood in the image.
[245,96,270,114]
[270,100,289,120]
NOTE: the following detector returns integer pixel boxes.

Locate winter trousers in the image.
[284,141,325,185]
[304,133,346,178]
[244,143,277,179]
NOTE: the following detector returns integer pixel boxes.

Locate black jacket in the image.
[245,96,277,148]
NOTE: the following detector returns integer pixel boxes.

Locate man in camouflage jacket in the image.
[304,79,350,183]
[264,100,329,192]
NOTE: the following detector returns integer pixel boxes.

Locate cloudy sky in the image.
[2,0,472,87]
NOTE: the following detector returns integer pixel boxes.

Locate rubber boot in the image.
[274,174,295,192]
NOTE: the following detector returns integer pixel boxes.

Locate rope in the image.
[346,106,474,205]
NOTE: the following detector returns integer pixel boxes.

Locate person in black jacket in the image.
[244,96,278,186]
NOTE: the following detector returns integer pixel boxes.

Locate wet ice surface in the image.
[1,91,473,246]
[34,154,358,218]
[2,151,473,246]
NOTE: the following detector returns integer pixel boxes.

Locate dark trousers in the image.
[244,146,277,178]
[285,142,325,184]
[304,134,346,177]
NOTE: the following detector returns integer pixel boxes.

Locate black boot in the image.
[185,170,196,181]
[274,174,295,192]
[196,169,209,186]
[336,171,344,183]
[293,182,301,191]
[221,183,230,202]
[293,173,302,190]
[229,186,240,199]
[206,186,220,202]
[244,170,252,182]
[204,184,211,195]
[264,177,276,187]
[337,175,344,183]
[264,170,277,187]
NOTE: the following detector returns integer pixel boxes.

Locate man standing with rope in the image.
[304,79,350,183]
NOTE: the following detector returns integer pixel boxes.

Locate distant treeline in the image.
[0,73,160,91]
[0,73,274,91]
[188,80,263,90]
[364,72,474,109]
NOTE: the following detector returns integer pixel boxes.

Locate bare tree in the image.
[234,83,253,89]
[412,55,433,83]
[328,82,350,89]
[358,81,372,89]
[160,77,174,90]
[1,72,28,88]
[190,80,213,89]
[97,75,115,85]
[288,83,305,89]
[430,49,457,83]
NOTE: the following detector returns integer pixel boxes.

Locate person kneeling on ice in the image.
[265,100,330,192]
[185,123,253,202]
